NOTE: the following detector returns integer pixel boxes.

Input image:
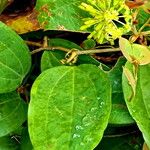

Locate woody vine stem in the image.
[26,39,120,56]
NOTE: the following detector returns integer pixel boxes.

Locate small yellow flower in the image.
[79,0,132,44]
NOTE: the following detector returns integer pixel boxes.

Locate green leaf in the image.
[35,0,88,31]
[0,91,27,137]
[136,9,150,31]
[109,57,126,93]
[0,136,19,150]
[109,96,135,126]
[122,62,150,148]
[0,22,31,93]
[81,39,96,50]
[20,128,33,150]
[28,64,111,150]
[41,38,100,72]
[108,57,134,125]
[119,37,150,65]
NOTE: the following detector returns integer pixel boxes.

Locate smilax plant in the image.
[0,0,150,149]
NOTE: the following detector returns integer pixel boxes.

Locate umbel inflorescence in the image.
[79,0,132,44]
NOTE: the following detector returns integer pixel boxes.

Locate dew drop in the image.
[75,125,84,130]
[73,133,80,139]
[80,142,85,146]
[100,102,105,105]
[97,97,101,100]
[82,114,92,127]
[114,80,118,85]
[132,109,136,113]
[99,101,105,108]
[90,107,97,112]
[83,135,93,143]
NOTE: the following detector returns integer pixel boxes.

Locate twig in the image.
[25,41,42,47]
[77,48,120,55]
[31,47,120,55]
[31,46,70,54]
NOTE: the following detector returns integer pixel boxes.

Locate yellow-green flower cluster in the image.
[79,0,132,44]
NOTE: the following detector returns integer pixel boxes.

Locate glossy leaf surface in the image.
[108,57,134,125]
[122,62,150,148]
[0,92,27,137]
[28,64,111,150]
[0,22,31,93]
[119,37,150,65]
[35,0,88,31]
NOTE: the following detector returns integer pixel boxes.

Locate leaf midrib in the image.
[0,41,24,76]
[68,68,98,149]
[0,98,22,121]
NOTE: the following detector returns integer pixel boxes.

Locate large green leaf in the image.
[0,136,19,150]
[122,62,150,148]
[28,64,111,150]
[35,0,88,31]
[108,57,134,125]
[0,22,31,93]
[0,92,27,137]
[41,38,100,72]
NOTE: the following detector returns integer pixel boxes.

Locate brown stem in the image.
[25,41,42,47]
[31,46,120,55]
[77,48,120,55]
[31,46,70,54]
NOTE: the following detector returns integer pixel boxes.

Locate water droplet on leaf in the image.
[97,97,101,100]
[73,133,80,139]
[80,142,85,146]
[82,114,92,127]
[90,107,97,112]
[83,135,93,143]
[75,125,84,130]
